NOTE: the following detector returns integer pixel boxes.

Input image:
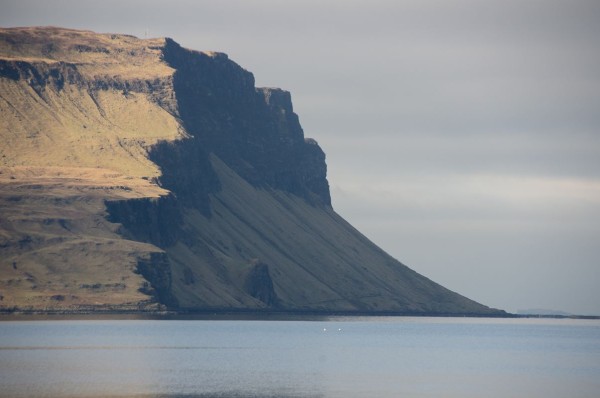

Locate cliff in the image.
[0,27,503,315]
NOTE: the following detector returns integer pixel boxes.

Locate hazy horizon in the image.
[1,0,599,315]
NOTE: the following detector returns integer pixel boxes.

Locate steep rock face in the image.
[0,58,83,92]
[163,39,330,206]
[136,251,178,308]
[105,194,182,247]
[0,27,503,315]
[244,262,279,307]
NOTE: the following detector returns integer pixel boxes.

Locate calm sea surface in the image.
[1,317,599,398]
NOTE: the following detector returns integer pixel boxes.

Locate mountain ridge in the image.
[0,27,504,316]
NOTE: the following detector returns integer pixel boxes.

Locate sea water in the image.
[0,317,599,397]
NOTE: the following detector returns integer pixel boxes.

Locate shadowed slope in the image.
[160,156,494,314]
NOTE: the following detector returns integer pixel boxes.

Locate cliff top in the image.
[0,26,222,81]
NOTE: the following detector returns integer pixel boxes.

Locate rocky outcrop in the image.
[148,138,220,215]
[0,59,83,91]
[105,194,182,247]
[136,252,178,308]
[244,262,279,307]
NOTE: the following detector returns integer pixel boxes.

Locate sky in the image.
[2,0,599,315]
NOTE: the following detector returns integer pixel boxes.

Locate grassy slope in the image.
[0,69,183,178]
[0,167,168,310]
[0,27,183,311]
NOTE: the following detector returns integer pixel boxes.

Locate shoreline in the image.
[1,308,597,321]
[0,308,511,321]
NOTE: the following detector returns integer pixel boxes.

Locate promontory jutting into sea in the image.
[0,27,501,317]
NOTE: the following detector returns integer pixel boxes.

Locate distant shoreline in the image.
[513,314,600,320]
[0,308,508,321]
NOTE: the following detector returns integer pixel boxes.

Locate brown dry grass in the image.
[0,26,173,80]
[0,27,188,310]
[0,78,185,178]
[0,165,171,310]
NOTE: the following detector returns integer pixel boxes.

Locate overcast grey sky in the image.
[2,0,599,314]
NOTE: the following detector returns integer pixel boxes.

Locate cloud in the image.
[331,171,600,314]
